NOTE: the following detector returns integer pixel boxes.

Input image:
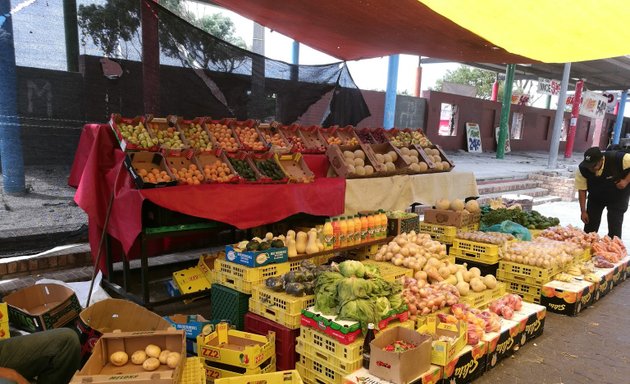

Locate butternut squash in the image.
[295,231,308,254]
[306,230,319,254]
[286,230,296,240]
[287,238,298,257]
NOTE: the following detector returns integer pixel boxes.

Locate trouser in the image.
[584,194,629,238]
[0,328,81,384]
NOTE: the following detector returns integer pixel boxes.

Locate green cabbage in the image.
[338,260,365,278]
[375,297,391,317]
[337,299,380,333]
[388,293,403,311]
[364,264,380,278]
[337,277,371,305]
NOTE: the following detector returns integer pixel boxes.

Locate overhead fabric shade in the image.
[209,0,630,64]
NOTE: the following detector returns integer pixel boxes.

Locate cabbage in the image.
[338,260,365,278]
[364,264,380,278]
[375,297,391,317]
[337,299,380,333]
[388,293,403,310]
[314,271,344,315]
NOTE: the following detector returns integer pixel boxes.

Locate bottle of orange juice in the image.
[360,215,369,243]
[332,218,341,249]
[366,214,375,241]
[353,215,362,244]
[339,217,348,247]
[346,215,355,246]
[323,219,334,250]
[379,210,388,239]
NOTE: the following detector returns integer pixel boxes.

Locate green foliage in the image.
[433,65,498,99]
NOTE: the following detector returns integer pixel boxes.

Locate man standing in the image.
[575,146,630,238]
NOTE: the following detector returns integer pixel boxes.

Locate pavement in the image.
[1,149,629,383]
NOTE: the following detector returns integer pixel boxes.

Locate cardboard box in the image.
[70,329,185,384]
[591,267,615,301]
[225,245,288,268]
[325,143,384,178]
[369,326,433,384]
[423,209,480,228]
[509,301,546,343]
[483,319,520,370]
[343,365,442,384]
[164,315,229,354]
[540,280,595,316]
[440,342,487,384]
[4,283,81,333]
[76,299,171,363]
[417,316,467,366]
[612,259,627,286]
[124,151,177,189]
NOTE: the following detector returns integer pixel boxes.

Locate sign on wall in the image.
[580,91,607,119]
[465,122,482,153]
[537,78,561,95]
[602,91,619,114]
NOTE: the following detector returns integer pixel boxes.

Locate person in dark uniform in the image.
[575,147,630,238]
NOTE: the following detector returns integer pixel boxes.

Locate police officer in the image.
[575,146,630,238]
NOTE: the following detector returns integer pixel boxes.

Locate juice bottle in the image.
[366,214,375,241]
[353,215,362,244]
[332,218,341,249]
[323,219,334,250]
[360,215,369,243]
[339,217,348,247]
[380,211,388,239]
[346,215,355,246]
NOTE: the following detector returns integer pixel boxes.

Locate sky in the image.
[183,1,460,94]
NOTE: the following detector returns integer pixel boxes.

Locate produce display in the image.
[382,340,417,352]
[109,345,180,371]
[265,260,330,296]
[449,304,502,344]
[207,122,239,152]
[370,129,389,144]
[117,121,157,149]
[373,150,401,173]
[435,198,480,213]
[147,124,185,150]
[592,256,615,269]
[235,125,266,151]
[313,260,405,331]
[592,236,626,263]
[389,130,432,148]
[180,123,212,151]
[502,238,584,268]
[343,149,377,176]
[260,127,289,150]
[455,231,514,245]
[252,158,286,181]
[136,167,172,184]
[401,278,459,318]
[536,225,600,249]
[233,232,286,252]
[229,158,257,181]
[487,294,523,320]
[286,135,306,152]
[170,164,203,185]
[356,129,376,144]
[202,160,235,183]
[399,147,429,173]
[285,229,324,257]
[423,148,451,171]
[481,208,560,229]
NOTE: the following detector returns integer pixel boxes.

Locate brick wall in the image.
[528,172,577,201]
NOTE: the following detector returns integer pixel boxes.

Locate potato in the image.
[142,357,160,371]
[354,150,366,160]
[353,157,365,167]
[470,277,486,292]
[158,350,172,364]
[109,351,129,367]
[482,275,497,289]
[145,344,161,358]
[166,352,181,369]
[131,350,147,365]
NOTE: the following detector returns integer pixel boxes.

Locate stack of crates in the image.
[245,312,300,371]
[211,284,251,331]
[497,261,563,304]
[449,237,502,285]
[248,286,315,330]
[419,221,479,246]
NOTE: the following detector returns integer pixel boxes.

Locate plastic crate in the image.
[453,258,498,277]
[459,282,507,309]
[296,339,361,375]
[505,281,542,299]
[296,354,345,384]
[419,222,457,244]
[198,324,275,369]
[173,266,211,295]
[498,261,562,285]
[296,364,330,384]
[449,247,500,264]
[211,284,251,330]
[298,326,363,362]
[252,286,316,317]
[214,258,290,294]
[496,269,553,286]
[452,238,500,256]
[288,255,332,271]
[362,260,413,282]
[249,298,302,330]
[214,370,303,384]
[518,292,541,304]
[203,356,276,381]
[180,357,206,384]
[244,312,300,371]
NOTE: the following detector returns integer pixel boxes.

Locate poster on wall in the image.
[465,123,483,153]
[580,91,608,119]
[495,127,511,153]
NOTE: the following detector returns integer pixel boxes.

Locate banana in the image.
[584,273,599,283]
[555,273,574,282]
[566,266,582,276]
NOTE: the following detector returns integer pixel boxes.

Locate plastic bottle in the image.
[339,217,348,248]
[360,215,369,243]
[379,210,388,239]
[332,218,341,249]
[353,215,362,245]
[366,214,375,242]
[323,219,334,250]
[346,215,355,246]
[362,323,376,369]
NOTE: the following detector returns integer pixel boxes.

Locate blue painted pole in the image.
[0,2,25,194]
[612,90,627,145]
[291,40,299,65]
[383,54,399,129]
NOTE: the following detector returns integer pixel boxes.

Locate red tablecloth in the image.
[69,124,345,267]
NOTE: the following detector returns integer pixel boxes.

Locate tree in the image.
[433,65,497,99]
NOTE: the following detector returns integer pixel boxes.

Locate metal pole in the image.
[0,2,25,194]
[612,90,627,145]
[383,54,399,129]
[496,64,515,159]
[564,79,584,158]
[63,0,79,72]
[290,40,299,82]
[548,63,571,169]
[545,94,552,109]
[414,56,422,97]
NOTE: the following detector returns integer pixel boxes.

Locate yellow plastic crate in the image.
[198,323,275,369]
[252,286,315,316]
[362,260,413,282]
[459,282,506,309]
[212,271,258,294]
[298,326,363,362]
[519,292,541,304]
[289,255,332,271]
[214,370,303,384]
[248,298,302,329]
[173,266,211,294]
[498,261,562,284]
[215,258,291,283]
[180,357,206,384]
[452,238,500,257]
[204,357,275,381]
[449,247,499,264]
[505,281,542,299]
[297,354,345,384]
[296,339,362,375]
[496,269,554,286]
[296,363,333,384]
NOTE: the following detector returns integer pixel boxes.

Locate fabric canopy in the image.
[209,0,630,64]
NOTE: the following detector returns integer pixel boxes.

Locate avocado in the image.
[271,239,285,248]
[246,241,260,251]
[258,241,271,251]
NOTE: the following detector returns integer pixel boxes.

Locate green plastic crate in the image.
[211,283,251,330]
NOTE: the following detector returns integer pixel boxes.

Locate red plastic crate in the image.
[244,312,299,371]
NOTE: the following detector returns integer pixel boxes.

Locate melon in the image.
[400,147,410,155]
[409,163,420,172]
[418,162,428,172]
[383,154,393,163]
[442,161,450,170]
[436,199,450,210]
[353,158,365,167]
[388,151,398,162]
[450,199,465,211]
[410,149,419,157]
[375,153,385,164]
[354,150,366,160]
[364,165,374,175]
[385,162,396,172]
[465,199,480,213]
[343,150,354,159]
[354,165,366,176]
